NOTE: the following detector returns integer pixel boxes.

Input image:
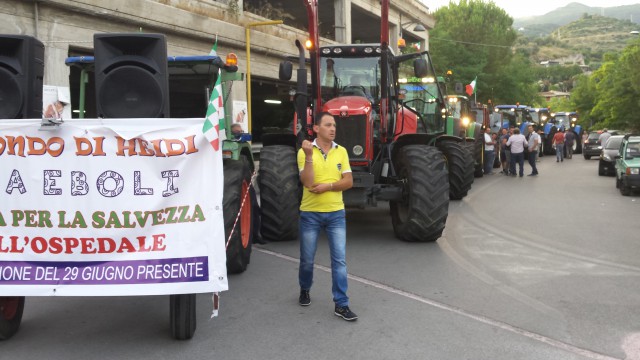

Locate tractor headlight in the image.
[461,117,470,127]
[353,145,364,156]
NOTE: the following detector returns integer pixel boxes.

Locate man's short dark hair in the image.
[314,111,334,125]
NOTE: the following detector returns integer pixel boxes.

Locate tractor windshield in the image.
[553,113,577,129]
[396,52,444,134]
[491,107,530,130]
[528,110,549,125]
[320,56,380,104]
[398,79,442,133]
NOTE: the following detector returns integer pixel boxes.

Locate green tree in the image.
[589,47,640,132]
[429,0,517,103]
[570,74,598,128]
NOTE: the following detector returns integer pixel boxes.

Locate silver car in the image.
[599,135,624,176]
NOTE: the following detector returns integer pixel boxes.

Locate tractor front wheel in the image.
[259,145,300,242]
[390,145,449,242]
[223,157,254,274]
[438,141,474,200]
[466,140,483,178]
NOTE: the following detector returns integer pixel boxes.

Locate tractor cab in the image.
[490,104,530,133]
[551,111,579,131]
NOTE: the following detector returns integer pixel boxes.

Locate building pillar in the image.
[335,0,351,43]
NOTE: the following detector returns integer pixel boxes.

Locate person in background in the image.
[499,128,510,175]
[598,128,611,150]
[483,127,496,175]
[506,128,528,177]
[231,123,243,135]
[564,129,576,159]
[527,125,540,176]
[297,112,357,321]
[553,128,566,162]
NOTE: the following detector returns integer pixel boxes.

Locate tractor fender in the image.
[390,133,438,162]
[435,134,464,146]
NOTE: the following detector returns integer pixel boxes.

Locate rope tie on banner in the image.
[225,168,258,250]
[212,167,258,318]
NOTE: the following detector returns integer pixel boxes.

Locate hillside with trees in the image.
[428,0,534,105]
[514,2,640,37]
[517,14,640,67]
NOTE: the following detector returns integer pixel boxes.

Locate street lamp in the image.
[245,20,283,133]
[398,13,426,48]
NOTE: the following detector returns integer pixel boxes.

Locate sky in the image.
[421,1,640,18]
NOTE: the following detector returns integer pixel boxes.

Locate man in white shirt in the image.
[483,127,496,175]
[598,128,611,149]
[526,125,540,176]
[506,128,528,177]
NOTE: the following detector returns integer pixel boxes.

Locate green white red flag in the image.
[203,38,226,151]
[465,76,477,97]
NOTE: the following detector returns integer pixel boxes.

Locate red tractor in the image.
[258,0,451,242]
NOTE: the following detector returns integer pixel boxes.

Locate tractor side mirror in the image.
[279,61,293,81]
[413,59,428,78]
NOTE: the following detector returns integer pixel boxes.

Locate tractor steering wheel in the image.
[341,85,368,97]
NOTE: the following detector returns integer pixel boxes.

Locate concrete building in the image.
[0,0,433,140]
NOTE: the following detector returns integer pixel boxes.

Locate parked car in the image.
[583,130,624,159]
[615,134,640,195]
[599,135,624,176]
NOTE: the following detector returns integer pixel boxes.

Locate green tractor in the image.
[444,94,487,178]
[65,52,255,276]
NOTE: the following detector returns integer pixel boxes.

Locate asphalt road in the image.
[3,154,640,360]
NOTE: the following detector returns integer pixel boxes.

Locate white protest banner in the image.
[0,118,227,296]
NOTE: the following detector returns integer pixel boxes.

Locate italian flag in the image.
[203,39,226,151]
[465,76,477,97]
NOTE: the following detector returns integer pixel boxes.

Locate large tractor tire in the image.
[466,140,483,178]
[573,129,584,154]
[390,145,449,242]
[259,145,300,242]
[223,157,254,274]
[0,297,24,340]
[170,294,196,340]
[437,141,474,200]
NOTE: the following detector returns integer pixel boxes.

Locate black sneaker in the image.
[334,305,358,321]
[299,289,310,306]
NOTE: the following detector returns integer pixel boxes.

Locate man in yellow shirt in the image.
[297,112,356,321]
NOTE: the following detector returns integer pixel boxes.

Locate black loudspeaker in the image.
[94,33,169,118]
[0,35,44,119]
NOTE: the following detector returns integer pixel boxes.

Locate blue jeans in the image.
[555,144,564,161]
[510,152,525,176]
[299,210,349,307]
[484,150,495,174]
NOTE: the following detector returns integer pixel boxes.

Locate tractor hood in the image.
[323,96,373,117]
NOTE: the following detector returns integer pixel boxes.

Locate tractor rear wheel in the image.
[170,294,196,340]
[438,141,474,200]
[390,145,449,242]
[259,145,300,242]
[0,297,24,340]
[223,157,254,274]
